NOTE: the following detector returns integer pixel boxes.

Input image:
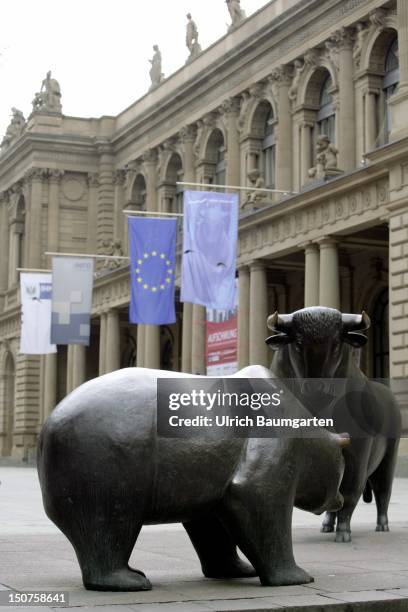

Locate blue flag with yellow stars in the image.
[128,217,177,325]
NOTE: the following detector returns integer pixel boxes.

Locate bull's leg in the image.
[183,514,257,578]
[370,441,399,533]
[219,484,313,586]
[321,511,336,533]
[334,496,360,543]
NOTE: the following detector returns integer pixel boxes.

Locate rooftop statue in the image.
[308,134,343,181]
[149,45,164,90]
[186,13,201,62]
[1,107,26,150]
[32,70,62,114]
[226,0,246,29]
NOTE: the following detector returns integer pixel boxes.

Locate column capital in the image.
[179,124,197,144]
[48,169,64,184]
[329,26,355,52]
[143,148,158,165]
[25,167,48,183]
[113,169,126,186]
[238,264,250,274]
[221,96,241,116]
[269,65,293,87]
[249,259,266,272]
[299,240,319,252]
[317,236,338,248]
[87,172,100,187]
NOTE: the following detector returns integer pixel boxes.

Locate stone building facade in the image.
[0,0,408,458]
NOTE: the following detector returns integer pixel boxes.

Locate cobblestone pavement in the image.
[0,467,408,611]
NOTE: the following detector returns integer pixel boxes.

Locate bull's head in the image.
[265,307,370,378]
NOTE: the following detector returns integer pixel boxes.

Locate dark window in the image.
[262,108,276,189]
[373,288,389,378]
[317,76,336,144]
[383,37,399,142]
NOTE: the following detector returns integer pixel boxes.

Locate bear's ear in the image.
[343,331,368,348]
[265,333,292,351]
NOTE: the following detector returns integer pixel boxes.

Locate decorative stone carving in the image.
[24,168,49,183]
[101,239,124,270]
[242,169,268,210]
[179,124,197,144]
[48,169,64,183]
[113,169,126,186]
[1,108,26,150]
[32,71,62,114]
[353,22,369,67]
[304,49,320,69]
[62,177,85,201]
[308,135,343,181]
[288,59,305,101]
[143,149,158,164]
[186,13,201,62]
[238,91,251,133]
[226,0,246,30]
[369,8,388,31]
[87,173,100,188]
[149,45,164,90]
[221,97,241,115]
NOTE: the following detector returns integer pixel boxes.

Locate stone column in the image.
[365,90,378,152]
[335,28,356,170]
[179,126,196,373]
[8,216,23,287]
[99,312,107,375]
[238,265,250,368]
[142,150,161,368]
[87,173,99,255]
[145,325,160,369]
[181,303,193,373]
[300,122,313,182]
[47,170,64,252]
[43,353,57,419]
[96,143,115,252]
[271,67,293,192]
[26,169,45,268]
[0,194,9,308]
[72,345,86,389]
[137,325,146,367]
[318,238,340,309]
[191,305,206,374]
[303,242,320,307]
[390,0,408,139]
[249,261,269,366]
[223,98,241,186]
[66,345,75,394]
[113,169,126,246]
[105,309,121,373]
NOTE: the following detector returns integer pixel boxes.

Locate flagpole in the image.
[123,210,183,217]
[17,268,52,273]
[176,181,297,195]
[44,251,130,261]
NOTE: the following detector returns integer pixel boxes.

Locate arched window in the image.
[215,145,226,185]
[372,288,389,379]
[317,76,336,143]
[131,175,147,211]
[383,37,399,143]
[262,108,276,189]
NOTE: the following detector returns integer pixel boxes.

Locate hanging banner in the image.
[51,257,94,345]
[206,280,238,376]
[20,273,56,355]
[181,190,238,310]
[128,217,177,325]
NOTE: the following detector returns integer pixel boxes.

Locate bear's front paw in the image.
[260,565,314,587]
[335,530,351,543]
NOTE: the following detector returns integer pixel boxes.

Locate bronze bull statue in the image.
[266,306,401,543]
[37,365,348,591]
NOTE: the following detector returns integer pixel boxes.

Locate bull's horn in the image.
[342,311,371,332]
[335,432,351,448]
[267,312,293,332]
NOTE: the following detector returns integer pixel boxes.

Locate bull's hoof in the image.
[84,568,152,591]
[321,525,335,533]
[260,565,314,587]
[203,559,257,579]
[375,524,390,532]
[335,531,351,543]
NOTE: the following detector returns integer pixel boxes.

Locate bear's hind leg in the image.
[46,486,151,592]
[183,514,257,579]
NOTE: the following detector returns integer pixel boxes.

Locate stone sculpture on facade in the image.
[267,307,401,543]
[38,361,347,591]
[226,0,246,30]
[149,45,164,90]
[242,168,268,209]
[101,239,124,270]
[186,13,201,62]
[288,59,305,101]
[1,108,26,150]
[308,134,343,181]
[32,71,62,113]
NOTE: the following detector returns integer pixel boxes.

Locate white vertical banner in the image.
[20,273,56,355]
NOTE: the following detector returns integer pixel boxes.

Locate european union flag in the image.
[129,217,177,325]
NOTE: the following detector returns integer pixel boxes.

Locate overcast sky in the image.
[0,0,267,137]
